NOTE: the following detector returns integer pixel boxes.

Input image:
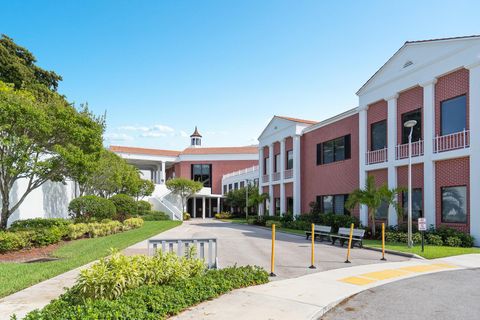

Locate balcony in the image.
[262,174,269,183]
[366,148,388,165]
[284,169,293,179]
[271,172,281,182]
[396,140,424,160]
[434,130,470,153]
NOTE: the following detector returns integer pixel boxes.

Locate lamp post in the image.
[245,179,253,221]
[404,119,417,248]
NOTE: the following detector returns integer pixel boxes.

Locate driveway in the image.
[321,268,480,320]
[126,219,409,279]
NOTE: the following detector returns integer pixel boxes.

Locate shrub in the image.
[445,236,462,247]
[283,220,311,231]
[123,218,144,230]
[110,194,136,221]
[426,234,443,246]
[23,266,268,320]
[135,200,152,214]
[141,211,169,221]
[87,222,108,238]
[0,231,31,253]
[214,212,232,219]
[68,195,116,221]
[66,223,89,240]
[183,212,191,221]
[280,214,294,223]
[30,227,65,246]
[265,220,282,228]
[432,226,474,247]
[9,218,71,231]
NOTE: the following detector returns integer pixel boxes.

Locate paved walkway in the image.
[173,254,480,320]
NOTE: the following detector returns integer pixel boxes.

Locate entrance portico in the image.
[188,194,223,218]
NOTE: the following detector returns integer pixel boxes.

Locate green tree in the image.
[247,186,269,213]
[132,178,155,201]
[346,175,403,238]
[165,178,203,214]
[0,81,104,229]
[225,185,267,215]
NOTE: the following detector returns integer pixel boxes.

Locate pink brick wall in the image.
[435,157,470,232]
[175,160,258,194]
[397,164,425,220]
[397,86,424,142]
[367,100,388,151]
[367,169,388,187]
[435,68,470,135]
[301,113,359,216]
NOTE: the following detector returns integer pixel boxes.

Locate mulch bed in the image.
[0,242,65,263]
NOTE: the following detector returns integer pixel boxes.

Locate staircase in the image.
[149,185,183,221]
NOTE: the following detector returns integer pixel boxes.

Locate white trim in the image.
[302,108,359,134]
[178,153,258,161]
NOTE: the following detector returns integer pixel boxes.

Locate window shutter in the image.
[344,135,351,159]
[316,143,323,165]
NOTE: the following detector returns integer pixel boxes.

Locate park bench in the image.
[305,225,332,242]
[330,227,365,248]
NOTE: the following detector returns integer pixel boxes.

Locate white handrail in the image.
[396,140,424,160]
[366,147,388,165]
[222,165,259,179]
[433,129,470,153]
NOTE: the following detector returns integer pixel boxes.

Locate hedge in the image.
[68,195,116,221]
[109,194,136,221]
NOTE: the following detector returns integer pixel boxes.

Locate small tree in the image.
[346,175,403,238]
[248,187,269,215]
[165,178,202,214]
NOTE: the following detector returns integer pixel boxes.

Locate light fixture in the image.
[404,120,417,128]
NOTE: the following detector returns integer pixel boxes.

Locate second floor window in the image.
[441,95,467,135]
[402,109,422,144]
[274,154,280,172]
[316,135,351,165]
[371,120,387,151]
[191,164,211,187]
[264,157,269,174]
[286,150,293,170]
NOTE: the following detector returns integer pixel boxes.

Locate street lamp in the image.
[245,179,253,221]
[404,119,417,248]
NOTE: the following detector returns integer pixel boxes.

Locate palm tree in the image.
[346,176,403,238]
[248,190,269,215]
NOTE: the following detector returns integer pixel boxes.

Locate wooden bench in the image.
[305,225,332,242]
[331,227,365,248]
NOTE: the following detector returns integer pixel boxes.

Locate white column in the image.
[202,196,206,219]
[467,63,480,245]
[156,164,162,184]
[217,197,222,214]
[280,138,286,215]
[193,196,196,218]
[208,198,212,218]
[359,106,369,225]
[258,146,264,215]
[293,135,301,215]
[387,95,398,226]
[269,143,274,216]
[421,79,437,229]
[161,161,166,183]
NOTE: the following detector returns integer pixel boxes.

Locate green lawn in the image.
[363,239,480,259]
[0,220,181,298]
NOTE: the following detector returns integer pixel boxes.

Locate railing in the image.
[396,140,424,160]
[284,169,293,179]
[148,238,218,269]
[434,129,470,153]
[366,148,388,165]
[262,174,269,183]
[222,165,259,179]
[271,172,281,182]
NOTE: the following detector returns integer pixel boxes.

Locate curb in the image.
[362,245,425,260]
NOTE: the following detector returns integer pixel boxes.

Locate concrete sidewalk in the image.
[173,254,480,320]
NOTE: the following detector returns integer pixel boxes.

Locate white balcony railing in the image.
[262,174,269,183]
[434,129,470,153]
[271,172,281,182]
[284,169,293,179]
[396,140,424,160]
[366,148,388,165]
[222,165,259,179]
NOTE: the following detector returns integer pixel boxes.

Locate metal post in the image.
[408,126,413,248]
[270,224,276,276]
[345,223,354,263]
[381,223,386,261]
[309,223,316,269]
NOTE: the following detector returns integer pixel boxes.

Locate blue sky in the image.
[1,1,479,150]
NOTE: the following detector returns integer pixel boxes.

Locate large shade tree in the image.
[165,178,203,214]
[0,81,104,229]
[346,175,403,238]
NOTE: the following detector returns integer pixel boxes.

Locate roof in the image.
[181,146,258,155]
[109,146,180,157]
[276,116,317,125]
[190,126,202,137]
[357,35,480,95]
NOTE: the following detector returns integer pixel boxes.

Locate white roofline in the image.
[302,107,359,134]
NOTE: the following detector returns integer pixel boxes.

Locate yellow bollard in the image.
[270,223,276,276]
[381,223,387,261]
[345,223,354,263]
[309,223,316,269]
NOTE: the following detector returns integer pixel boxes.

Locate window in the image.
[286,150,293,170]
[240,181,245,188]
[275,198,281,215]
[287,197,293,213]
[191,164,212,187]
[375,200,389,219]
[316,135,351,165]
[264,157,269,174]
[441,186,467,223]
[402,109,422,144]
[223,185,227,194]
[229,184,232,191]
[274,154,280,172]
[402,188,423,220]
[316,194,349,215]
[371,120,387,151]
[234,182,238,190]
[254,178,259,186]
[441,95,467,136]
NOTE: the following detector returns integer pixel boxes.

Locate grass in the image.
[0,220,181,298]
[363,239,480,259]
